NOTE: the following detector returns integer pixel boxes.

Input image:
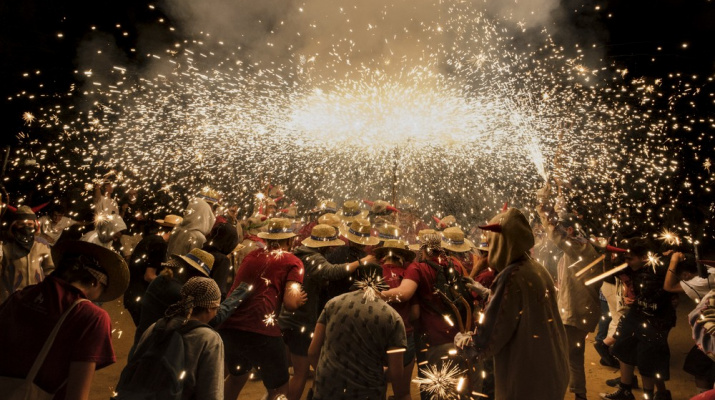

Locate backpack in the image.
[424,259,476,328]
[112,318,208,400]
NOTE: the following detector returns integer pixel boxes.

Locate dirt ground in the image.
[92,294,702,400]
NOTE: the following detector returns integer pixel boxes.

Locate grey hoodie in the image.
[167,198,216,257]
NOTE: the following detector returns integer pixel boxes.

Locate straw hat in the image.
[302,224,346,248]
[318,213,342,229]
[310,200,337,214]
[337,200,368,222]
[398,197,418,211]
[376,224,402,241]
[279,205,298,219]
[373,239,416,263]
[433,215,457,230]
[408,229,438,251]
[52,240,130,303]
[173,248,215,277]
[198,187,222,205]
[257,218,297,240]
[344,218,380,246]
[156,214,183,228]
[441,227,474,253]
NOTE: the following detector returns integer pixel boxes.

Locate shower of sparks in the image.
[22,112,35,125]
[355,269,389,301]
[3,1,713,247]
[646,252,663,270]
[413,360,466,400]
[263,312,276,327]
[657,229,681,246]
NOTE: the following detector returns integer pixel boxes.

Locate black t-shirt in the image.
[621,264,676,325]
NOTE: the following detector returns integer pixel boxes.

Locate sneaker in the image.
[600,387,635,400]
[605,376,639,389]
[594,341,620,368]
[653,390,672,400]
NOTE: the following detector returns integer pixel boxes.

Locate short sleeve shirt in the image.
[220,248,304,336]
[0,277,115,394]
[382,261,415,334]
[403,259,460,346]
[313,290,406,400]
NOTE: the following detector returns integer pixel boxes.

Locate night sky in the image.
[0,0,714,249]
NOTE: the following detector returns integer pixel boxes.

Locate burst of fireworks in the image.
[22,112,35,125]
[657,229,681,246]
[413,360,466,400]
[263,312,276,327]
[4,0,713,250]
[646,252,663,271]
[354,269,389,302]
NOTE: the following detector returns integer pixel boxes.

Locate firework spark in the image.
[413,360,466,400]
[657,229,681,246]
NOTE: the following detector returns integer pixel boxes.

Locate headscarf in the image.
[165,277,221,319]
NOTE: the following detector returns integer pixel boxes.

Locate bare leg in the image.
[620,362,636,385]
[224,373,249,400]
[287,353,311,400]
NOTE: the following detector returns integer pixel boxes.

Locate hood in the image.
[205,223,239,255]
[485,208,534,272]
[96,215,127,243]
[180,198,216,236]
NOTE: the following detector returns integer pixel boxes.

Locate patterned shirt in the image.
[313,290,406,400]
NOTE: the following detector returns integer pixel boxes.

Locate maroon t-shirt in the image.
[221,248,304,336]
[0,276,115,396]
[382,261,416,335]
[403,258,460,346]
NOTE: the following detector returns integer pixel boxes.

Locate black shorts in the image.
[282,327,313,357]
[611,315,671,380]
[219,329,290,389]
[684,345,715,381]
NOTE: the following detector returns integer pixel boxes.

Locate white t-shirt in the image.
[38,216,79,244]
[95,195,119,216]
[680,267,715,303]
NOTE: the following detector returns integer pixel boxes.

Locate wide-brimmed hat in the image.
[318,213,342,228]
[398,197,418,211]
[373,239,416,263]
[337,200,368,222]
[257,218,297,240]
[309,200,337,215]
[345,218,380,246]
[433,215,456,230]
[173,248,215,277]
[52,240,129,303]
[376,224,402,241]
[408,229,438,251]
[197,187,222,205]
[441,227,474,253]
[156,214,183,228]
[302,224,346,248]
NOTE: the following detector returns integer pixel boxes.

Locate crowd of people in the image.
[0,177,713,400]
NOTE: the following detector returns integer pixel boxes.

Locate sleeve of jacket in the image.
[194,329,225,400]
[479,277,523,358]
[305,253,352,281]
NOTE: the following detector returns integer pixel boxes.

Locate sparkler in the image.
[413,360,466,400]
[657,229,681,246]
[354,269,389,302]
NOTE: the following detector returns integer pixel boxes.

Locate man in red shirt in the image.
[219,218,307,400]
[380,232,461,371]
[0,240,129,400]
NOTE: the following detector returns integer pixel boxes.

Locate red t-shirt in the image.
[221,248,304,336]
[0,277,115,397]
[403,258,460,346]
[382,261,416,335]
